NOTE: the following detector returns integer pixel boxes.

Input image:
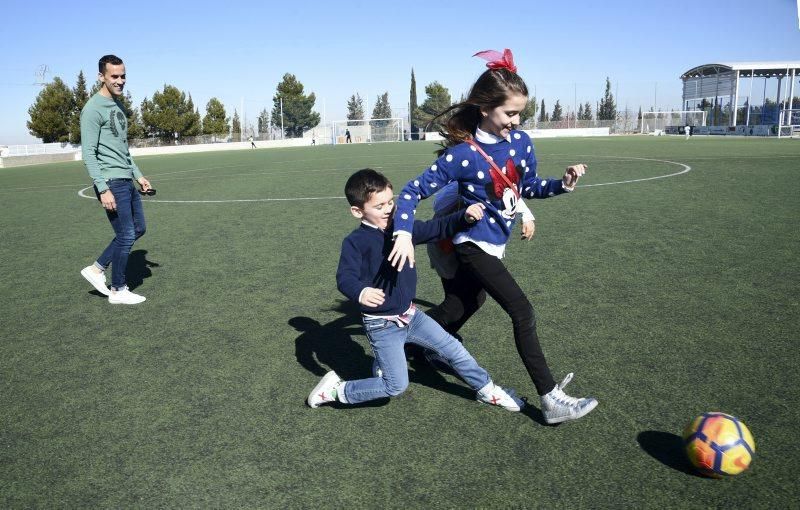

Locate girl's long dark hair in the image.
[431,68,528,156]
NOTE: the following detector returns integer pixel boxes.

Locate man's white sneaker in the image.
[307,371,344,408]
[80,265,110,296]
[477,381,522,412]
[540,373,598,424]
[108,287,146,304]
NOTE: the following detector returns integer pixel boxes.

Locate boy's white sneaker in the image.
[108,287,146,304]
[477,381,522,412]
[80,265,110,296]
[307,371,343,408]
[540,373,598,424]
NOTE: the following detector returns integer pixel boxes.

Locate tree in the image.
[257,108,269,136]
[203,98,229,136]
[27,77,73,143]
[409,68,418,138]
[371,91,392,127]
[69,71,89,144]
[271,73,320,138]
[538,99,547,122]
[232,110,241,141]
[184,96,202,136]
[577,103,584,122]
[551,100,563,122]
[118,90,145,140]
[414,81,452,132]
[598,77,617,121]
[520,96,537,126]
[346,93,365,125]
[580,101,591,121]
[141,84,200,140]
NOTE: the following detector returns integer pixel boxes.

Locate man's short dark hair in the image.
[344,168,393,208]
[98,55,124,74]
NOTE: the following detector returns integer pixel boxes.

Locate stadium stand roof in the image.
[680,61,799,127]
[681,61,800,78]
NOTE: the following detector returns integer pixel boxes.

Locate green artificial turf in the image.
[1,136,798,507]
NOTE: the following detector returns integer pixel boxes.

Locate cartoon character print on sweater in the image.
[486,157,522,220]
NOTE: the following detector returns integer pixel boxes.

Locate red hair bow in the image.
[473,49,517,73]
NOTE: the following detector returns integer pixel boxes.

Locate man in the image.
[79,54,153,304]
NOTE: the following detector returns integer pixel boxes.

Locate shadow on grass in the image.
[126,250,159,290]
[85,249,159,296]
[637,430,704,477]
[291,299,502,408]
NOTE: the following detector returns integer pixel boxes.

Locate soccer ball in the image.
[683,412,755,478]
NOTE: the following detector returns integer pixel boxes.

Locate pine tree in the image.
[27,77,73,143]
[371,92,392,127]
[409,68,418,139]
[577,103,584,122]
[598,77,617,121]
[270,73,321,138]
[538,99,547,123]
[118,90,145,140]
[520,96,536,126]
[346,93,365,126]
[583,101,593,120]
[232,110,241,141]
[257,109,270,136]
[183,95,202,137]
[141,84,201,140]
[69,71,89,144]
[202,98,229,136]
[414,81,452,132]
[551,100,563,122]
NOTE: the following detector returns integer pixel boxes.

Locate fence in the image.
[1,142,80,157]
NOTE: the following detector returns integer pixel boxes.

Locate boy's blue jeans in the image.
[95,179,146,290]
[342,309,491,404]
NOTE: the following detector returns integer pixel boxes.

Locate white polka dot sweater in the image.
[393,130,568,245]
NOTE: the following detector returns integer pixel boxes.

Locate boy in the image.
[307,169,521,411]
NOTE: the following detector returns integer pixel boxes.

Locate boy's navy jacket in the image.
[337,210,470,316]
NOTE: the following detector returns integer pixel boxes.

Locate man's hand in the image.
[100,190,116,212]
[388,234,414,272]
[521,220,535,240]
[464,203,486,223]
[138,176,152,192]
[360,287,386,307]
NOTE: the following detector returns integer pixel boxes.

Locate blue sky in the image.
[1,0,798,144]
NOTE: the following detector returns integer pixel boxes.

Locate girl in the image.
[388,49,597,424]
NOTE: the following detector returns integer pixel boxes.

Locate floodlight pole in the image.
[732,70,740,127]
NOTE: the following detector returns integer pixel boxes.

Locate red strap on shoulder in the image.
[465,138,520,199]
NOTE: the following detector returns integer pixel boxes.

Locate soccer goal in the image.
[331,118,405,144]
[777,109,800,138]
[640,111,707,135]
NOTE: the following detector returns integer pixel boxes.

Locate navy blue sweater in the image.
[337,210,470,316]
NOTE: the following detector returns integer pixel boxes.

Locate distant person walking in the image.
[684,125,691,140]
[249,135,257,148]
[79,54,152,305]
[345,129,352,143]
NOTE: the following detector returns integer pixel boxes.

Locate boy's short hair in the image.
[344,168,393,208]
[98,54,124,74]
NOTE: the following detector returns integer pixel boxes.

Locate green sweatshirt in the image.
[80,93,143,193]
